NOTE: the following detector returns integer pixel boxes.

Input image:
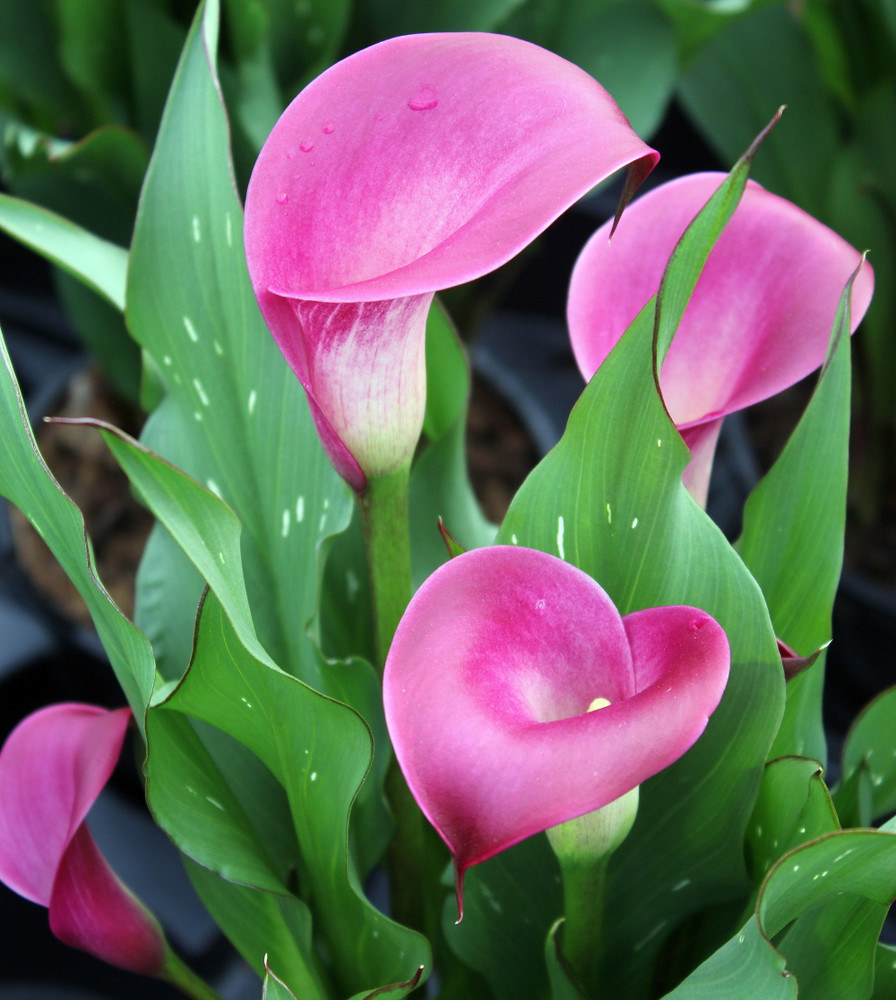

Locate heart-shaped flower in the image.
[0,704,166,974]
[382,545,730,911]
[245,32,658,491]
[567,172,874,504]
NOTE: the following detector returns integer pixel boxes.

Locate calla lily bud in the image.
[0,704,166,975]
[382,546,730,915]
[245,32,658,491]
[567,172,874,505]
[546,700,639,867]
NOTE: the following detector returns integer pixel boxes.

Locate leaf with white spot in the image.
[125,0,351,687]
[664,829,896,999]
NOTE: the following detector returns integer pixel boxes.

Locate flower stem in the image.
[359,464,435,936]
[162,949,227,1000]
[359,464,413,671]
[557,854,610,994]
[547,784,638,995]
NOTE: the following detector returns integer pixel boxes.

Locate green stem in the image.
[162,948,227,1000]
[359,465,413,671]
[558,854,611,995]
[358,465,436,937]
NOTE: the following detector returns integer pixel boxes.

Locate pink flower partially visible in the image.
[567,172,874,505]
[0,704,165,975]
[382,546,730,913]
[245,32,658,491]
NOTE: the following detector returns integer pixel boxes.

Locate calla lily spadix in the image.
[244,32,658,491]
[382,546,730,915]
[0,704,166,975]
[567,172,874,505]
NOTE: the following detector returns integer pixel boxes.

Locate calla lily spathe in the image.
[382,546,730,912]
[567,172,874,504]
[0,704,166,975]
[245,32,658,491]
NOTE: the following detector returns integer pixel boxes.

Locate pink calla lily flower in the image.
[245,32,658,491]
[567,172,874,504]
[382,546,730,912]
[0,704,166,975]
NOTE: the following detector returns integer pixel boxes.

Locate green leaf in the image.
[135,517,205,681]
[654,0,768,64]
[544,922,586,1000]
[834,686,896,827]
[0,125,146,399]
[745,757,839,884]
[219,0,352,171]
[659,918,795,999]
[677,5,840,219]
[146,703,294,893]
[492,160,782,995]
[149,588,431,997]
[187,860,323,999]
[56,0,130,124]
[263,962,299,1000]
[98,409,392,875]
[444,835,562,1000]
[0,326,155,714]
[737,266,857,763]
[124,0,352,687]
[826,83,896,448]
[0,3,91,132]
[361,0,526,38]
[2,124,147,245]
[667,829,896,998]
[421,300,469,441]
[0,192,127,310]
[124,0,189,140]
[760,830,896,1000]
[410,302,494,586]
[258,0,352,94]
[872,943,896,1000]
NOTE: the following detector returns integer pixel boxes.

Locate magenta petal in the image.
[246,32,658,486]
[567,172,874,499]
[0,703,164,974]
[0,704,130,904]
[50,825,165,975]
[383,547,729,900]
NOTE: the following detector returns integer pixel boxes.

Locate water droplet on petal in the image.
[408,85,438,111]
[300,140,314,152]
[322,122,335,134]
[276,193,289,205]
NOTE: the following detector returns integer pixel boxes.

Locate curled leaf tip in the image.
[742,106,785,167]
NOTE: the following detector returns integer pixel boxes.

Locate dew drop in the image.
[408,86,438,111]
[300,140,314,152]
[322,122,335,134]
[276,193,289,205]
